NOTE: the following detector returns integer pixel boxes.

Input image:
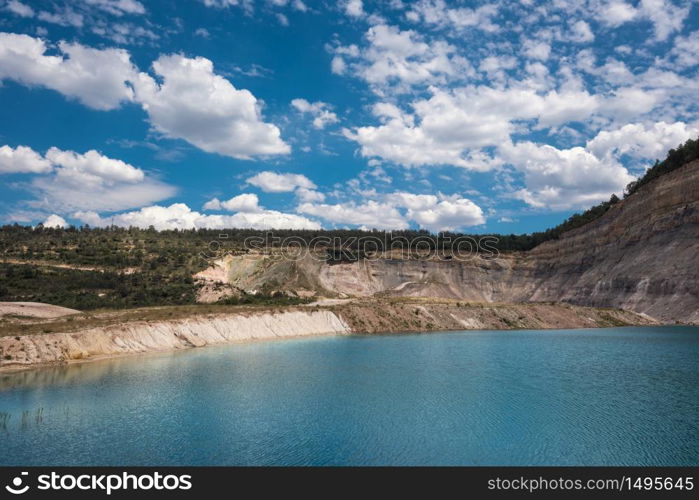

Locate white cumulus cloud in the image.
[0,32,138,110]
[246,171,316,192]
[203,193,262,212]
[76,203,321,230]
[5,0,34,17]
[332,24,472,94]
[345,86,599,168]
[406,0,500,33]
[41,214,68,228]
[297,200,409,230]
[0,33,290,159]
[343,0,364,18]
[134,54,290,159]
[45,147,145,184]
[500,141,634,210]
[0,145,52,174]
[586,121,699,161]
[2,145,175,212]
[291,98,339,129]
[298,191,485,231]
[83,0,146,16]
[570,20,595,42]
[596,0,689,41]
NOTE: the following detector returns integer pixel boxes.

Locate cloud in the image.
[201,0,251,10]
[479,55,518,81]
[297,191,485,231]
[638,0,689,41]
[0,34,289,159]
[600,88,659,122]
[665,30,699,69]
[344,86,598,168]
[595,0,689,41]
[203,193,261,212]
[5,0,34,17]
[37,8,85,27]
[45,147,144,183]
[586,121,699,161]
[343,96,506,168]
[523,40,551,61]
[291,98,339,129]
[295,187,326,203]
[344,0,365,18]
[1,145,175,212]
[75,203,321,230]
[386,192,485,231]
[91,22,159,45]
[332,24,472,94]
[500,141,634,210]
[134,54,290,159]
[0,32,138,110]
[406,0,499,33]
[331,55,347,75]
[598,1,638,27]
[297,200,409,230]
[246,171,316,192]
[570,20,595,42]
[83,0,146,16]
[41,214,68,228]
[0,145,53,174]
[34,176,174,213]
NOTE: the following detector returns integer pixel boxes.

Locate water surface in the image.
[1,326,697,465]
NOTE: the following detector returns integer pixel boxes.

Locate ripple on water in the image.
[0,326,697,466]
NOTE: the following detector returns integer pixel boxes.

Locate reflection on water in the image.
[0,326,698,466]
[0,350,184,391]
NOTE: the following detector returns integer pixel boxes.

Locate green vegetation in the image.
[624,137,699,196]
[0,262,197,309]
[509,136,699,246]
[0,225,211,309]
[1,137,696,311]
[218,292,311,307]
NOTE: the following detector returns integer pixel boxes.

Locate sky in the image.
[0,0,698,234]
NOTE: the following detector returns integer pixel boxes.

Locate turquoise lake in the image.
[0,326,697,466]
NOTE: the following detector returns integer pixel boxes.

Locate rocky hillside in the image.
[2,153,696,324]
[198,160,698,324]
[520,159,699,323]
[0,300,657,372]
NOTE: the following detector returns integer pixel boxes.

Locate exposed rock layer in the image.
[0,302,81,319]
[0,301,658,371]
[205,161,698,323]
[0,310,349,371]
[520,160,699,323]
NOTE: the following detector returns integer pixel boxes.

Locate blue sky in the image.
[0,0,697,233]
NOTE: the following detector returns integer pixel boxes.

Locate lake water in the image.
[0,326,697,466]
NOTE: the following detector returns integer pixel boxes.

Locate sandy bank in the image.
[0,300,660,373]
[0,301,81,319]
[0,310,350,372]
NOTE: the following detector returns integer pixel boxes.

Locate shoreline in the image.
[1,323,687,377]
[0,300,662,374]
[0,330,350,375]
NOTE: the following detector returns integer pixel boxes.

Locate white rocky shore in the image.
[0,310,350,371]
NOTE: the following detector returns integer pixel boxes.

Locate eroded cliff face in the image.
[318,256,521,302]
[0,310,350,370]
[520,160,699,323]
[0,301,658,371]
[200,161,698,323]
